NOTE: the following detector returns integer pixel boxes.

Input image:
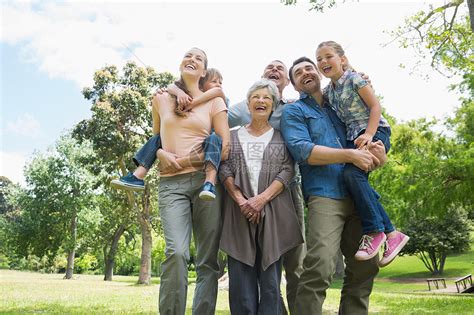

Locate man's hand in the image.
[367,140,387,169]
[157,149,183,173]
[350,149,379,172]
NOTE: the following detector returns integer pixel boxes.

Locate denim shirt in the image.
[281,93,349,201]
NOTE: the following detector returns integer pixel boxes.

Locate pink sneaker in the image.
[379,231,410,267]
[355,232,386,261]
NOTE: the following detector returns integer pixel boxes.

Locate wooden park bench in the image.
[455,274,473,293]
[426,277,446,290]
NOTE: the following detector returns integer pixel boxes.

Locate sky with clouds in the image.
[0,0,468,185]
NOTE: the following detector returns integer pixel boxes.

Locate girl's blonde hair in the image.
[317,41,354,71]
[199,68,223,90]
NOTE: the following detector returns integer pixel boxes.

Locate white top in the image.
[238,126,274,196]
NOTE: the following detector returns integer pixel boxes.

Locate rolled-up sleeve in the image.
[281,104,315,165]
[228,101,246,128]
[218,144,235,184]
[274,144,295,189]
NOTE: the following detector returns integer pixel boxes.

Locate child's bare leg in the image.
[133,165,148,180]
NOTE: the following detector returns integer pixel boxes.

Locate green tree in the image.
[368,114,473,272]
[1,135,97,278]
[0,176,13,215]
[73,62,174,283]
[403,210,471,275]
[387,0,473,88]
[371,116,474,223]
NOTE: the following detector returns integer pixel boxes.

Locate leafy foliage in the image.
[281,0,343,12]
[402,210,471,275]
[73,62,174,282]
[386,0,473,90]
[0,135,97,270]
[371,116,474,226]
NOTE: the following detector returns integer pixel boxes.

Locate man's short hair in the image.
[289,57,317,86]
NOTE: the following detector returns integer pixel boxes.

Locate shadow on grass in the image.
[3,304,228,315]
[2,304,147,315]
[383,268,472,279]
[114,278,198,287]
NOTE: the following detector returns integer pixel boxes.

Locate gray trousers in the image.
[294,196,379,315]
[158,171,222,315]
[282,183,306,314]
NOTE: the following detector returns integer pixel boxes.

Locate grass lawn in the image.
[1,248,473,314]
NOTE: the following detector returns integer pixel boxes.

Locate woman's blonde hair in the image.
[174,47,208,116]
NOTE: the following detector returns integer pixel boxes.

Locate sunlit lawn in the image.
[1,248,473,314]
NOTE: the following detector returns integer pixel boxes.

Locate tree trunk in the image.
[468,0,474,33]
[104,224,126,281]
[137,188,152,285]
[438,253,447,275]
[118,158,152,284]
[64,210,77,279]
[429,251,440,275]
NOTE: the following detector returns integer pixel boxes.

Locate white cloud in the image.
[6,113,41,138]
[0,151,26,186]
[0,0,466,121]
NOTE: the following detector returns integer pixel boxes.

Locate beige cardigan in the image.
[219,128,304,270]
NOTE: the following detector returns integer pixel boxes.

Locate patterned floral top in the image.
[324,70,390,141]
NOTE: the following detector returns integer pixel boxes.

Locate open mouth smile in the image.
[268,74,280,80]
[322,66,331,73]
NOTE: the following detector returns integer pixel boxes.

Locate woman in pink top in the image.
[151,47,230,315]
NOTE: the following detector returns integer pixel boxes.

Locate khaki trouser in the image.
[158,171,222,315]
[294,196,379,315]
[282,183,306,314]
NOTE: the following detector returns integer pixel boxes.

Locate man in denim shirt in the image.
[281,57,386,315]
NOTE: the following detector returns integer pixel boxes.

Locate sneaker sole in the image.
[379,235,410,267]
[355,234,387,261]
[110,180,145,192]
[199,191,216,201]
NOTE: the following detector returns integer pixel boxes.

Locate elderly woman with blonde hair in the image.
[219,79,303,315]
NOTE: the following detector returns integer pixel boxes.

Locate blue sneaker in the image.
[110,172,145,192]
[199,181,216,200]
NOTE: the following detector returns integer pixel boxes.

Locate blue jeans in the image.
[228,253,283,315]
[133,133,223,172]
[344,127,394,234]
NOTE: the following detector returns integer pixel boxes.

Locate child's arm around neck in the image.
[189,87,226,109]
